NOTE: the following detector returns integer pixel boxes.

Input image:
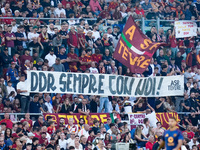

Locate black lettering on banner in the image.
[135,79,147,95]
[47,73,56,92]
[109,76,116,94]
[156,77,163,95]
[116,76,123,94]
[31,72,38,91]
[168,80,181,90]
[67,73,72,92]
[152,78,156,95]
[82,74,89,93]
[39,72,47,92]
[60,73,66,92]
[98,75,104,94]
[73,74,82,93]
[144,78,152,96]
[89,75,97,93]
[124,77,134,95]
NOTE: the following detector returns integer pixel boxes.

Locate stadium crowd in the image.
[1,0,200,149]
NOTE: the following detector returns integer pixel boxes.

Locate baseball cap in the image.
[38,58,44,63]
[11,62,16,65]
[24,48,31,51]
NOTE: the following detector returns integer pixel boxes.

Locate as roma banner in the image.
[113,16,165,73]
[43,113,112,126]
[27,71,184,97]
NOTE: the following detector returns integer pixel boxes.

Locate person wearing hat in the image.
[6,61,19,87]
[2,47,13,79]
[26,143,32,150]
[5,25,16,56]
[45,47,57,67]
[52,32,62,48]
[52,57,65,72]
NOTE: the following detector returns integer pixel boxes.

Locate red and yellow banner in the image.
[43,113,111,126]
[113,16,165,73]
[156,112,180,129]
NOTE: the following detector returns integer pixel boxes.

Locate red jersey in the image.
[0,119,13,129]
[39,137,49,146]
[85,54,93,68]
[79,56,87,71]
[21,119,33,131]
[92,54,102,64]
[67,53,78,72]
[34,133,41,138]
[61,0,71,8]
[3,16,14,24]
[47,126,56,135]
[169,35,177,48]
[78,33,86,48]
[39,33,48,43]
[135,9,145,16]
[108,2,118,10]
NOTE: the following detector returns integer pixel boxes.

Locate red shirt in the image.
[47,126,56,135]
[67,53,78,72]
[78,33,86,48]
[87,136,95,144]
[85,55,93,68]
[108,2,118,10]
[61,0,71,8]
[146,141,155,150]
[169,35,177,48]
[68,32,78,47]
[0,119,13,129]
[34,133,41,138]
[21,119,33,131]
[79,56,87,71]
[135,9,145,16]
[92,54,102,64]
[39,33,48,43]
[99,10,111,19]
[39,137,49,146]
[186,131,194,140]
[3,16,14,24]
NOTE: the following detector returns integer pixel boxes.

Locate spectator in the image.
[45,48,57,67]
[52,58,65,72]
[155,97,165,112]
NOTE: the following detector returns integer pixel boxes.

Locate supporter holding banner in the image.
[27,71,184,97]
[113,16,165,74]
[175,21,197,38]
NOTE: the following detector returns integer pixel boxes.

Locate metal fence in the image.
[0,17,176,33]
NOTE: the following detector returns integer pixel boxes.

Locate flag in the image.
[113,16,165,74]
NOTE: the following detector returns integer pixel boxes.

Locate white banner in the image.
[27,71,184,97]
[128,113,146,125]
[175,21,197,38]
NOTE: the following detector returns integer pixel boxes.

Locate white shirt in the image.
[89,67,99,74]
[55,8,66,17]
[84,29,92,35]
[67,138,75,147]
[188,139,199,149]
[17,80,30,96]
[45,102,53,113]
[1,8,12,14]
[142,124,149,136]
[26,138,32,144]
[123,100,134,113]
[92,30,101,41]
[48,30,55,35]
[146,111,158,128]
[7,86,17,96]
[28,32,39,42]
[59,139,68,150]
[11,25,17,33]
[45,53,57,67]
[78,129,89,139]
